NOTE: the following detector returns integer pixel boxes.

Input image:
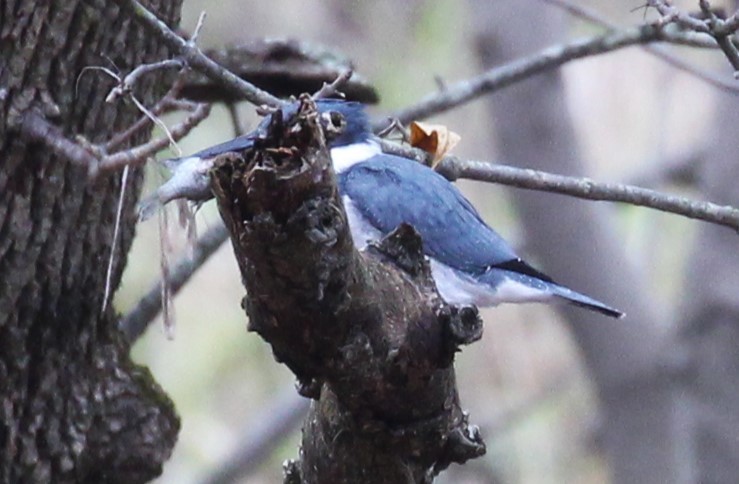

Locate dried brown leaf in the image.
[409,121,461,165]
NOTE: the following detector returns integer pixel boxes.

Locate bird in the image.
[141,99,623,318]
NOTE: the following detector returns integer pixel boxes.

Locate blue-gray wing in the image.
[338,155,519,273]
[190,132,257,159]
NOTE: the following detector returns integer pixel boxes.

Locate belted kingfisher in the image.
[142,99,623,318]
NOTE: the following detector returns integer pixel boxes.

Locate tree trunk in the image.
[468,1,686,482]
[0,1,182,482]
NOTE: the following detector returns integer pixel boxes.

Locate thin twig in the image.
[96,102,211,173]
[715,10,739,37]
[312,69,354,99]
[130,95,182,158]
[649,0,712,33]
[104,74,189,152]
[102,164,130,315]
[114,0,283,107]
[190,11,207,42]
[76,65,121,100]
[381,22,726,127]
[436,157,739,232]
[542,0,739,94]
[82,58,195,165]
[105,59,184,103]
[20,99,209,177]
[97,58,190,155]
[698,0,739,72]
[649,0,739,72]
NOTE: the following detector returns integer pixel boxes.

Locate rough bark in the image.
[210,98,485,483]
[468,1,685,482]
[0,1,182,482]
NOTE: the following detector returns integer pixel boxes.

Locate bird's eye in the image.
[321,111,346,140]
[330,111,345,129]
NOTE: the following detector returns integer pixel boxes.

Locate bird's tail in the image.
[545,281,624,318]
[482,269,624,319]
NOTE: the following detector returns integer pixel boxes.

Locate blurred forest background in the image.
[115,0,738,482]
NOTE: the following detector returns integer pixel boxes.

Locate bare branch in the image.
[190,11,207,43]
[716,10,739,36]
[436,157,739,232]
[95,102,211,174]
[649,0,712,33]
[377,138,427,162]
[113,0,283,107]
[542,0,739,94]
[698,0,739,72]
[312,69,353,99]
[648,0,739,72]
[104,75,189,152]
[180,40,379,104]
[20,111,99,168]
[21,76,209,179]
[105,59,184,103]
[382,22,728,127]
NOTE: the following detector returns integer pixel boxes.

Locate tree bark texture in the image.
[0,1,182,482]
[211,98,485,484]
[468,1,686,482]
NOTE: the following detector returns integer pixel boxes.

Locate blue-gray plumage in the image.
[140,99,623,318]
[325,101,622,318]
[339,156,520,272]
[337,153,622,317]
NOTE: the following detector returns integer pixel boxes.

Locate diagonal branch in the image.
[20,93,210,178]
[113,0,282,107]
[20,110,99,167]
[96,102,210,173]
[542,0,739,94]
[381,22,729,127]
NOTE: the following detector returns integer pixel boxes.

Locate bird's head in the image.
[174,99,372,171]
[313,99,372,148]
